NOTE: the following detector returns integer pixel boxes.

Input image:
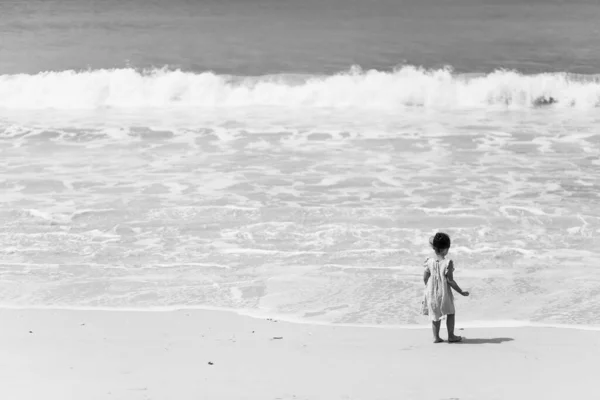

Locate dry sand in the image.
[0,308,597,400]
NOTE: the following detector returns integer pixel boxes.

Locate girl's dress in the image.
[423,257,455,321]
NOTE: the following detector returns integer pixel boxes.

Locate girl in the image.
[423,232,469,343]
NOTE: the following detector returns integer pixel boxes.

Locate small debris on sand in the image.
[208,361,214,365]
[272,336,283,340]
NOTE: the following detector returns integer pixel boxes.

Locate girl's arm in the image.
[423,269,431,286]
[446,261,469,296]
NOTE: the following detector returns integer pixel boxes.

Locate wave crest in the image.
[1,66,599,110]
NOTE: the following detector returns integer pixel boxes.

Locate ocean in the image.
[1,0,599,328]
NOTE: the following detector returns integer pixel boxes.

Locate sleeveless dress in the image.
[423,257,455,321]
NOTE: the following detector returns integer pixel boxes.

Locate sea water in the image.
[1,0,599,327]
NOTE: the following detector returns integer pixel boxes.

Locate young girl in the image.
[423,232,469,343]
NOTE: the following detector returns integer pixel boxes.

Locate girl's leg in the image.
[446,314,462,342]
[432,320,443,343]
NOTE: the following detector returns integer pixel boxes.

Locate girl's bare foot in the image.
[448,335,462,343]
[434,338,444,343]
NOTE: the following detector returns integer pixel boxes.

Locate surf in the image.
[1,65,600,110]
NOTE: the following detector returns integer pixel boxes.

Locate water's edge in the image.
[2,305,599,332]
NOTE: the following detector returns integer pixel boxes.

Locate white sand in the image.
[0,308,597,400]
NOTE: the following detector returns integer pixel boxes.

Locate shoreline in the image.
[1,305,599,332]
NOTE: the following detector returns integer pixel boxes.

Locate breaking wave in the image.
[1,65,600,110]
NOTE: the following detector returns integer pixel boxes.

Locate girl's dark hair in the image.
[431,232,451,251]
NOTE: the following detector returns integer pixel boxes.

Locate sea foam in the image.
[1,66,599,110]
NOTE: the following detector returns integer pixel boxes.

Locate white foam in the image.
[1,66,599,110]
[0,305,598,331]
[499,205,548,216]
[215,248,406,255]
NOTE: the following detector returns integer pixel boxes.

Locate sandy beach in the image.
[3,1,600,399]
[0,308,597,400]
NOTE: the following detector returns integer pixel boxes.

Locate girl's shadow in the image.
[458,337,514,344]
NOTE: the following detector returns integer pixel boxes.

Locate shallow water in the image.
[1,106,599,326]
